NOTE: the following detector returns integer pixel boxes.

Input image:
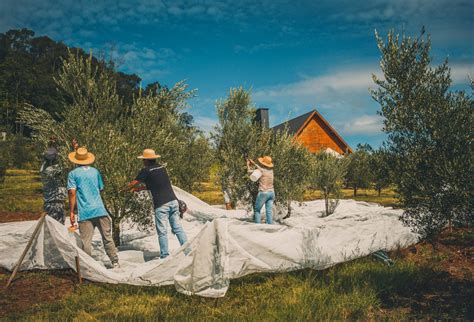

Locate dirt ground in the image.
[0,211,41,223]
[379,228,474,318]
[0,212,472,319]
[0,268,77,318]
[0,211,76,318]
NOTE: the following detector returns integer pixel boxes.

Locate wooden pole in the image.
[75,256,82,284]
[5,212,47,288]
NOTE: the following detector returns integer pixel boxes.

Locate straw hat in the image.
[258,156,274,168]
[137,149,161,159]
[68,147,95,165]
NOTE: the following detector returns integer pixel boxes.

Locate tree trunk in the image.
[324,188,329,216]
[283,201,292,220]
[377,188,381,197]
[112,219,121,246]
[353,187,357,197]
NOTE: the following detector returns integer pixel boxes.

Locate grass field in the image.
[0,169,399,214]
[0,169,43,213]
[194,169,400,208]
[0,169,472,319]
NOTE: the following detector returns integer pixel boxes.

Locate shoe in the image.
[112,262,120,269]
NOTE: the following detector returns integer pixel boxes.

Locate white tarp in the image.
[0,188,419,297]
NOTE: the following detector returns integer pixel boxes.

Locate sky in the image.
[1,0,473,148]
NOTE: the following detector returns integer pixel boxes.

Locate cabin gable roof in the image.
[271,109,353,153]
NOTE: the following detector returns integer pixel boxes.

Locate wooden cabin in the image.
[256,108,352,155]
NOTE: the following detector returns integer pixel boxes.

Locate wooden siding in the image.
[295,117,346,154]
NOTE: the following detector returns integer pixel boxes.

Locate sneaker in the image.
[112,262,120,269]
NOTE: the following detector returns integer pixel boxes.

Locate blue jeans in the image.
[155,200,187,258]
[254,191,275,224]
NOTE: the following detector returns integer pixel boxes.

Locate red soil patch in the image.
[0,268,76,318]
[0,211,75,318]
[0,212,41,223]
[381,228,474,319]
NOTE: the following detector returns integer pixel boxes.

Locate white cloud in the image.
[194,116,217,133]
[450,63,474,85]
[341,114,384,135]
[110,43,177,81]
[254,66,381,99]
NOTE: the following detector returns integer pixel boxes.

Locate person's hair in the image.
[144,159,157,166]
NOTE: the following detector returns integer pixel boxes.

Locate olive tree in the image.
[312,152,347,216]
[213,87,313,216]
[212,87,272,208]
[271,129,313,217]
[19,51,211,244]
[371,29,474,240]
[344,144,373,197]
[370,148,392,196]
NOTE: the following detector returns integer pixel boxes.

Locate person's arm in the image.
[71,138,79,151]
[126,180,146,192]
[68,189,76,226]
[66,172,77,226]
[247,159,259,173]
[125,168,148,192]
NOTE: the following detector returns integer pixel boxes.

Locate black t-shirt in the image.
[135,165,177,209]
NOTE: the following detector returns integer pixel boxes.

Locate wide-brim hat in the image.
[68,147,95,165]
[258,156,274,168]
[137,149,161,159]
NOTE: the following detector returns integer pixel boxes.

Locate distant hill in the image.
[0,28,142,134]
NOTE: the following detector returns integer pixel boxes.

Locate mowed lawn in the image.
[0,169,471,320]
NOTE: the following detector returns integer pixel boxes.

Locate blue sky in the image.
[1,0,473,148]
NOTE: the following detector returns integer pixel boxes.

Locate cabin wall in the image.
[295,117,345,154]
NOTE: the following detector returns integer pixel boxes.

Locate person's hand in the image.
[130,186,140,193]
[71,138,79,150]
[69,211,76,225]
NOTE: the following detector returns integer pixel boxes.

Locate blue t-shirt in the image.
[67,166,108,222]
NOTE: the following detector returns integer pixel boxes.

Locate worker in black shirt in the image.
[127,149,187,259]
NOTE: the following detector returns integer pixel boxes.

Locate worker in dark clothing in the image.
[127,149,187,259]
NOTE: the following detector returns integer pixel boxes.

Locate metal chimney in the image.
[255,108,269,129]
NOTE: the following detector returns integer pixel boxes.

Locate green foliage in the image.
[212,87,313,214]
[0,134,40,170]
[272,130,313,214]
[371,29,474,239]
[18,52,211,244]
[369,148,392,196]
[312,152,347,216]
[0,28,141,135]
[212,87,272,207]
[344,144,373,197]
[171,132,213,191]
